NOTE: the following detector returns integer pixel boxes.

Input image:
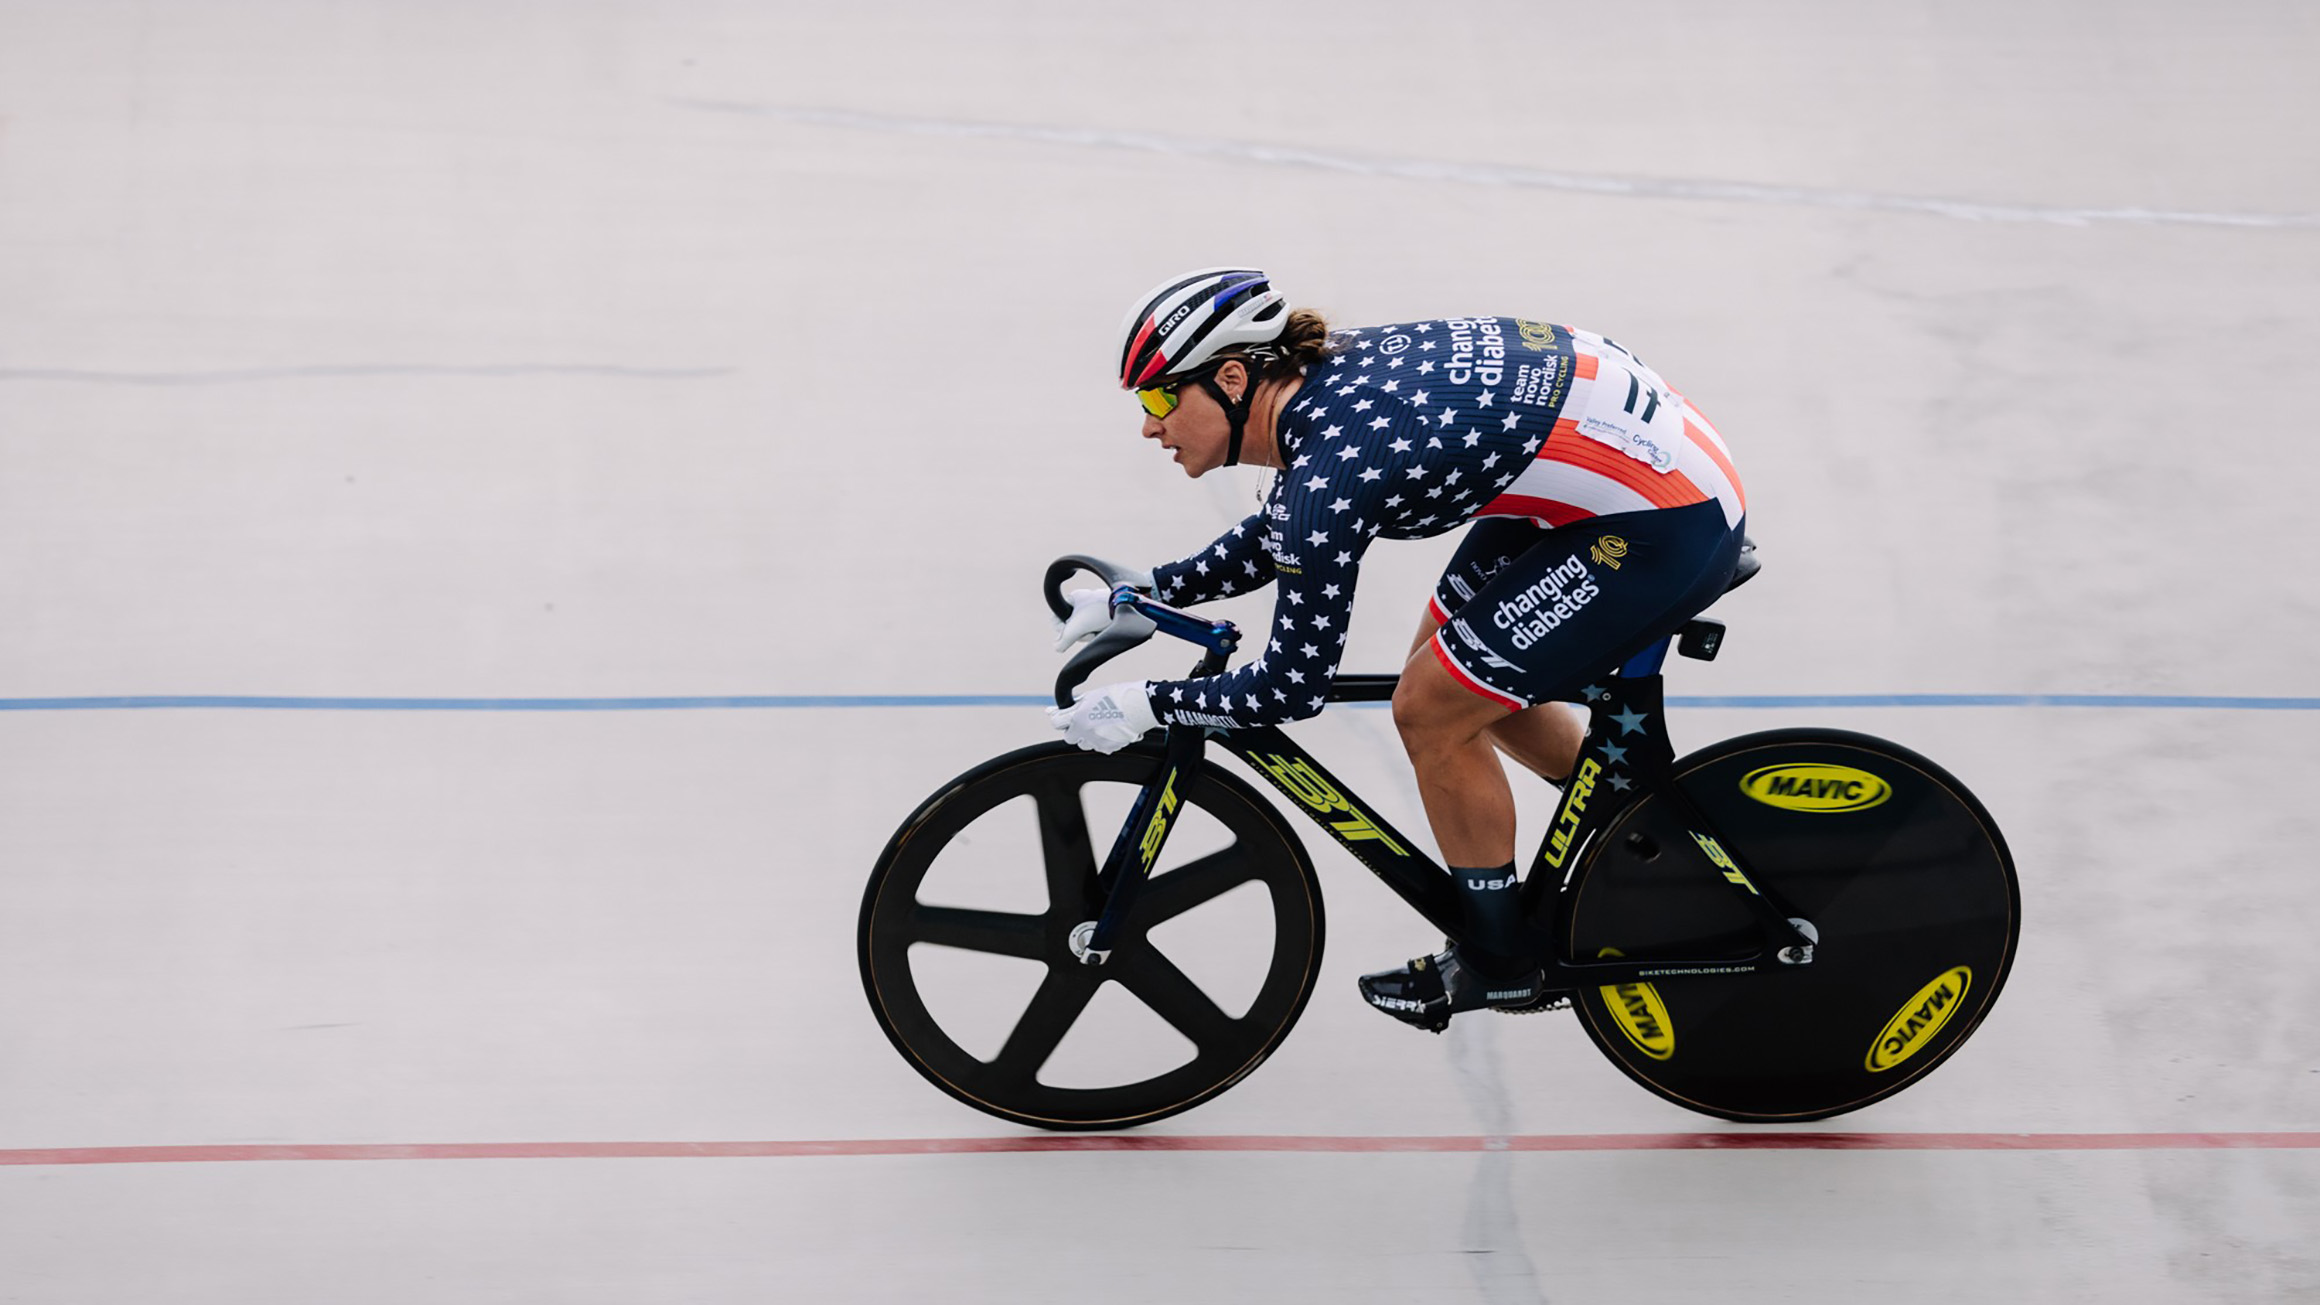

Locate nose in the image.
[1142,413,1167,439]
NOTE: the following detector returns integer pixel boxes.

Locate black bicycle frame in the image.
[1076,596,1814,986]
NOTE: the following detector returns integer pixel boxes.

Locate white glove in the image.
[1049,680,1160,753]
[1051,567,1155,653]
[1053,588,1116,653]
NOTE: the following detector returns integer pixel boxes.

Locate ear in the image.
[1214,357,1250,401]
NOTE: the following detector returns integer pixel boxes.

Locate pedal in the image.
[1492,991,1572,1016]
[1677,619,1726,661]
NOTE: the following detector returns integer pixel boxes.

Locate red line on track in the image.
[4,1133,2317,1167]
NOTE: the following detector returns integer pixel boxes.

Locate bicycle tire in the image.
[859,741,1324,1130]
[1561,728,2019,1122]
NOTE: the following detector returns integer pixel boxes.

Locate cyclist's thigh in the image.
[1432,502,1742,708]
[1429,517,1553,630]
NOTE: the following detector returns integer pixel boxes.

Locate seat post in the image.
[1617,636,1674,680]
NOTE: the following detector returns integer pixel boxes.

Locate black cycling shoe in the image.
[1358,944,1565,1033]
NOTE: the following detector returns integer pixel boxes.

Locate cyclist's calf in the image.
[1390,646,1522,871]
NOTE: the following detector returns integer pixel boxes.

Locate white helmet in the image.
[1115,267,1290,390]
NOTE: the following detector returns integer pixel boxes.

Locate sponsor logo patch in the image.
[1444,317,1507,386]
[1542,758,1601,869]
[1687,831,1760,896]
[1248,752,1410,855]
[1510,358,1569,411]
[1137,774,1180,868]
[1866,967,1972,1073]
[1596,948,1674,1060]
[1739,764,1893,813]
[1174,711,1240,729]
[1488,555,1601,651]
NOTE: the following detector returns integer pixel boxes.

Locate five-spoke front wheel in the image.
[858,742,1324,1130]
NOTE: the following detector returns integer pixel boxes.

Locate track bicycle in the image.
[858,547,2019,1130]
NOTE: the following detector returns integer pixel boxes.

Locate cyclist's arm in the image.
[1150,512,1275,606]
[1149,533,1366,729]
[1149,423,1412,728]
[1146,379,1446,728]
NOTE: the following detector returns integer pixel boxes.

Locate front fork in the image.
[1071,722,1207,965]
[1073,597,1236,966]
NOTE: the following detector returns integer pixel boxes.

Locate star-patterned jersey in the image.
[1145,317,1745,730]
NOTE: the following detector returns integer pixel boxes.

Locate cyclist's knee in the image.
[1393,651,1497,756]
[1390,660,1435,745]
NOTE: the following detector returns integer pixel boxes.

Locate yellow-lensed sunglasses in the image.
[1136,382,1184,419]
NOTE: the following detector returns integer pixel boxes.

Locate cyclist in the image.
[1051,267,1747,1032]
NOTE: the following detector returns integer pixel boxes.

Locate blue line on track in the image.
[0,694,2314,712]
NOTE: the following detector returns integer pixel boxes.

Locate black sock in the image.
[1450,861,1523,974]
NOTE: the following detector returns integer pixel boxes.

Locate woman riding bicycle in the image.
[1050,267,1748,1032]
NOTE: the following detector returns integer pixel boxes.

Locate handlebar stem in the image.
[1114,590,1241,657]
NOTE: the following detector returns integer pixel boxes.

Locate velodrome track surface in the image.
[3,3,2316,1300]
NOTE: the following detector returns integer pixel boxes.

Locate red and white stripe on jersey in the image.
[1477,346,1746,529]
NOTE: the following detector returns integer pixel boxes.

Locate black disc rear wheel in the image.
[859,742,1324,1130]
[1562,728,2018,1122]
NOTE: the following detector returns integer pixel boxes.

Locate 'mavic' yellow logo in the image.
[1739,763,1892,813]
[1605,982,1675,1060]
[1595,948,1674,1060]
[1866,967,1972,1073]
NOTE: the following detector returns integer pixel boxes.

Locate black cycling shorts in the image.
[1427,501,1745,710]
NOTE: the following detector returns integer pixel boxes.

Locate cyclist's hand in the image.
[1051,566,1155,653]
[1053,588,1115,653]
[1049,680,1159,753]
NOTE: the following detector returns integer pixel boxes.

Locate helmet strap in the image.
[1199,370,1257,468]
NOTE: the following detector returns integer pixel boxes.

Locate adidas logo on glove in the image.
[1050,680,1157,755]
